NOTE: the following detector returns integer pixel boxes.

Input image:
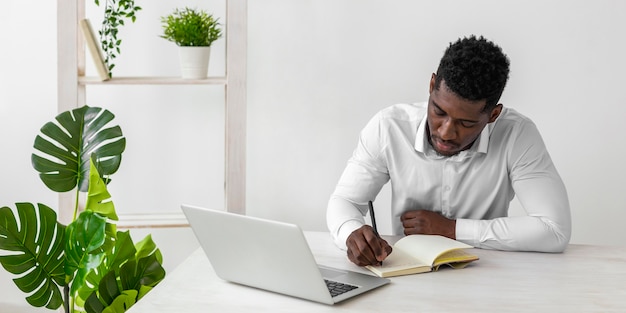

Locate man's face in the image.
[427,75,501,156]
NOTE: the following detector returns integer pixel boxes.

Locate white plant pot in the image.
[178,46,211,79]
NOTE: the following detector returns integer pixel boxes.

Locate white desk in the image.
[128,232,626,312]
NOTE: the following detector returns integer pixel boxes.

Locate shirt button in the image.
[444,185,451,191]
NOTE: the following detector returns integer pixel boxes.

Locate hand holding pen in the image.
[344,201,392,267]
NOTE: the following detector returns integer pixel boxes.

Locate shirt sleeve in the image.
[455,121,571,252]
[327,113,391,249]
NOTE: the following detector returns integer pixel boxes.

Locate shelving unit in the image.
[56,0,247,226]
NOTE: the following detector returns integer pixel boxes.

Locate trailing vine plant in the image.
[94,0,142,77]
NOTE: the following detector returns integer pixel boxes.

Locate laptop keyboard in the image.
[324,279,358,297]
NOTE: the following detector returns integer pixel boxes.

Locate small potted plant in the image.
[160,7,223,79]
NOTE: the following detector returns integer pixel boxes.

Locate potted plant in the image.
[93,0,142,78]
[0,106,166,313]
[160,7,223,79]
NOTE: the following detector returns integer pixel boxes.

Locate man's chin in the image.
[436,149,460,157]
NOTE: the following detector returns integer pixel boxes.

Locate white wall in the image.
[246,0,626,247]
[2,0,626,268]
[1,1,57,308]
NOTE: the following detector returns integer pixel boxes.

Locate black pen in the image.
[368,200,383,265]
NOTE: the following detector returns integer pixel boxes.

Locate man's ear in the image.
[429,73,436,93]
[488,104,503,123]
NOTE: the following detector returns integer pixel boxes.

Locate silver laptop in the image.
[181,204,390,305]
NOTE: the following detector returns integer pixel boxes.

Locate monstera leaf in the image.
[83,235,166,313]
[120,237,166,292]
[31,105,126,193]
[85,157,119,221]
[0,203,66,309]
[68,159,122,299]
[65,210,107,296]
[76,162,165,312]
[84,271,138,313]
[76,231,137,307]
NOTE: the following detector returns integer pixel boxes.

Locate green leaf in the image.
[96,0,141,76]
[0,203,65,309]
[77,231,135,305]
[83,272,146,313]
[133,234,162,264]
[31,105,126,193]
[65,210,107,296]
[120,253,166,291]
[82,234,165,313]
[103,290,137,313]
[84,270,117,313]
[160,7,222,46]
[136,285,153,302]
[85,293,105,313]
[85,158,118,221]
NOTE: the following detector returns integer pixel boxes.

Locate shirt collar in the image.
[414,113,491,157]
[415,113,429,153]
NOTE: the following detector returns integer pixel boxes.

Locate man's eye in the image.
[460,121,477,128]
[434,108,445,116]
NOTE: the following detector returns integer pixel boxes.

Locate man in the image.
[326,35,571,267]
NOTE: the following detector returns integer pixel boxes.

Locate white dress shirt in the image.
[327,102,571,252]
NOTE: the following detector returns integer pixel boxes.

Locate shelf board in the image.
[116,213,190,229]
[79,76,228,85]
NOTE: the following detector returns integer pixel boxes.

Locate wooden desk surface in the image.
[128,232,626,312]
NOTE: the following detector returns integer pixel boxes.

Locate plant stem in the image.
[72,188,80,221]
[64,285,70,313]
[69,189,78,313]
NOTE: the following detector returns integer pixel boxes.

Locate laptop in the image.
[181,204,390,305]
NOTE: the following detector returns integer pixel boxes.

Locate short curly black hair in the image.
[434,35,510,111]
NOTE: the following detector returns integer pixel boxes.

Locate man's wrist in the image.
[338,220,366,249]
[449,219,457,240]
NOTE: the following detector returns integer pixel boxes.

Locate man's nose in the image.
[439,119,456,141]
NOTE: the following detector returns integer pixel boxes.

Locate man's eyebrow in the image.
[432,101,444,112]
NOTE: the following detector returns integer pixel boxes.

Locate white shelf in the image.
[116,213,189,229]
[79,76,228,85]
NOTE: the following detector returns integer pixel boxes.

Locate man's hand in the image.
[345,225,392,266]
[401,210,456,239]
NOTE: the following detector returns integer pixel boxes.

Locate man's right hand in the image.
[345,225,392,266]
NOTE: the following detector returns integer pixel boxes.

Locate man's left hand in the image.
[400,210,456,239]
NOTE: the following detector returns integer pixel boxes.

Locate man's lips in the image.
[432,137,458,153]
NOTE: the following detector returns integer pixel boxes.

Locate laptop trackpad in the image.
[319,266,348,279]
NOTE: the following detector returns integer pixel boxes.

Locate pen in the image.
[368,201,380,237]
[368,200,383,265]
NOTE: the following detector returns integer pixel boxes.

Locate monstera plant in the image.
[0,106,165,313]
